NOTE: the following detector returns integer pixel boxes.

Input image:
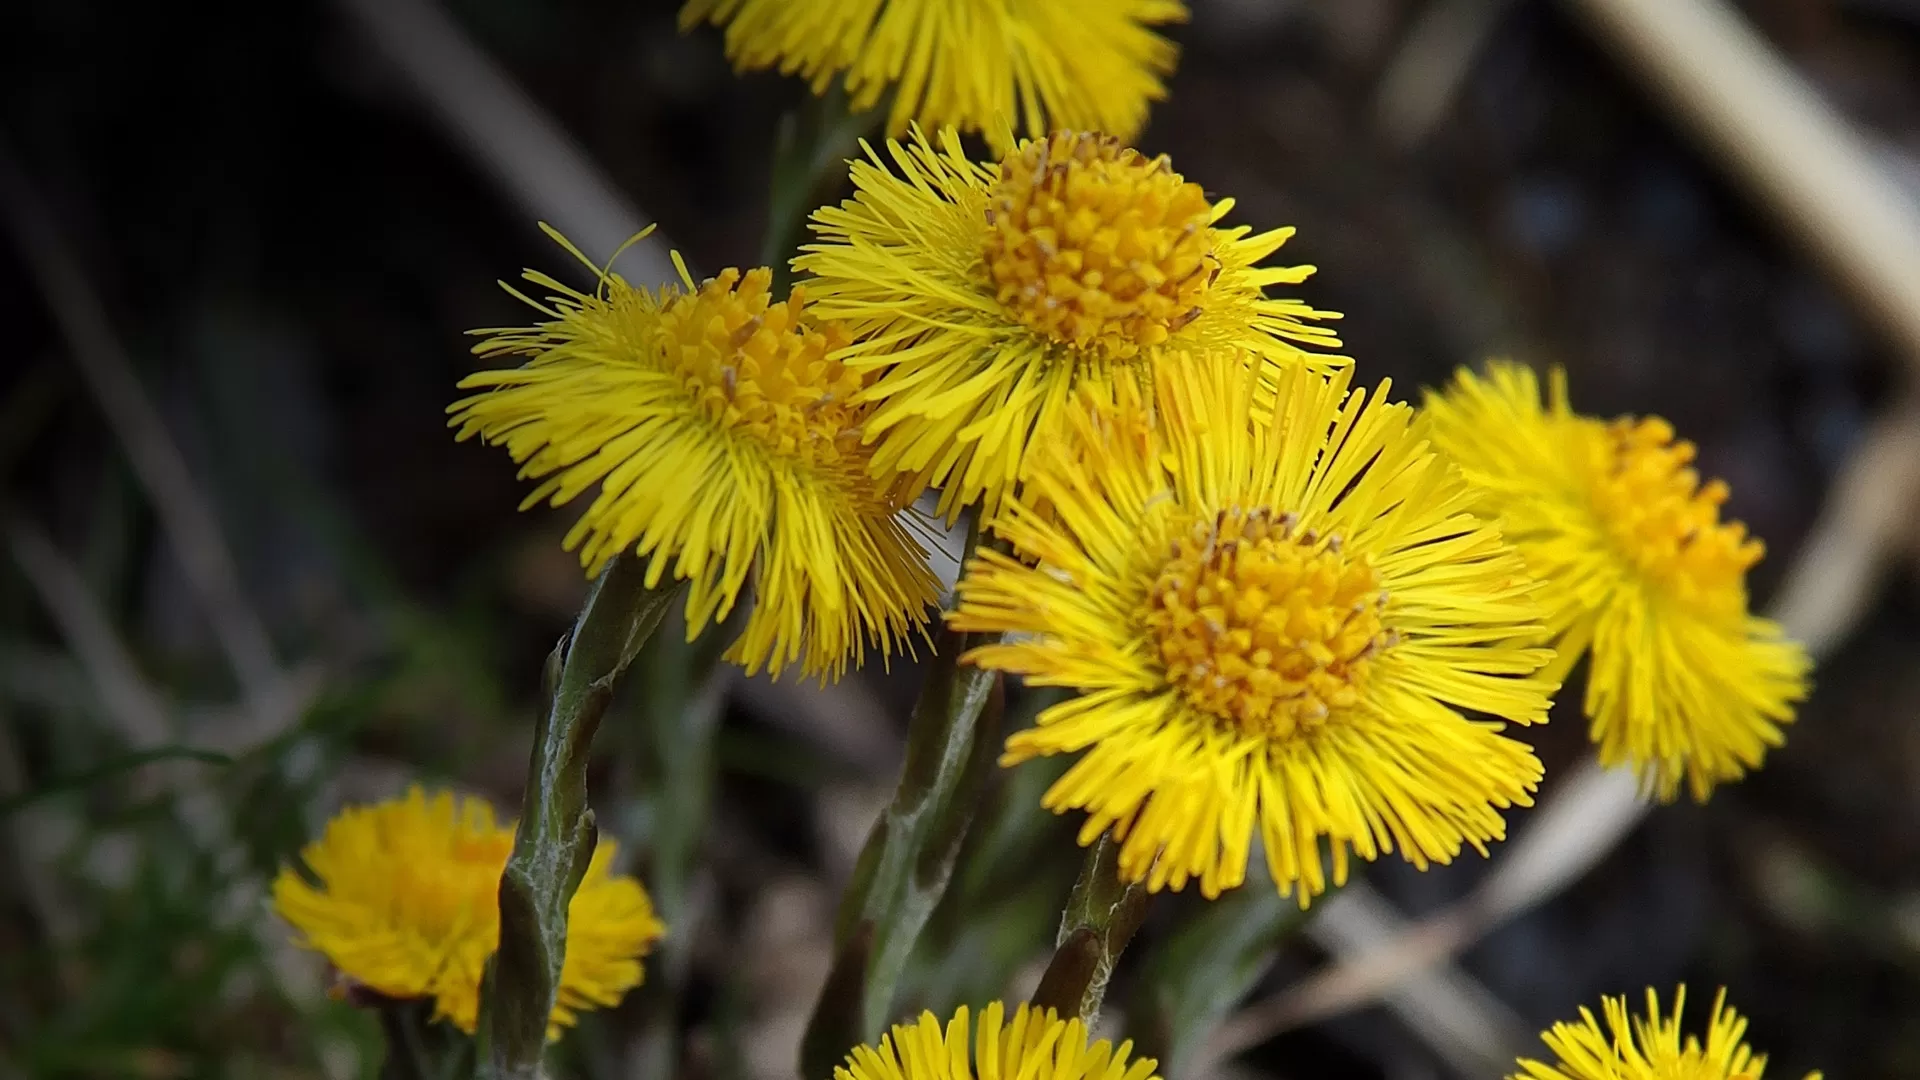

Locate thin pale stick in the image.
[332,0,676,287]
[0,150,286,721]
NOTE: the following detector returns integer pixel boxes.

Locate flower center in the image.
[656,268,864,471]
[982,131,1218,357]
[1586,416,1762,614]
[1146,508,1394,740]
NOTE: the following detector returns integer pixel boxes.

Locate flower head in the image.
[271,788,663,1038]
[950,359,1555,904]
[1512,986,1821,1080]
[798,127,1344,520]
[450,229,940,681]
[678,0,1188,152]
[833,1002,1160,1080]
[1423,363,1811,802]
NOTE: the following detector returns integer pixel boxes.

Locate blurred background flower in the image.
[678,0,1189,150]
[1424,361,1811,802]
[272,787,663,1038]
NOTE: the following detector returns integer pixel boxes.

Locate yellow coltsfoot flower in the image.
[833,1002,1160,1080]
[798,127,1345,520]
[1512,986,1821,1080]
[678,0,1188,152]
[271,788,663,1038]
[1423,362,1811,802]
[450,228,940,682]
[950,359,1556,905]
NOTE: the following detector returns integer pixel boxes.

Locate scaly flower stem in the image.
[1029,833,1151,1026]
[480,554,682,1080]
[799,536,1005,1079]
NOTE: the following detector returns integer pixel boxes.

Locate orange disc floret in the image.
[1586,415,1765,618]
[1147,508,1394,740]
[656,268,867,475]
[983,132,1216,356]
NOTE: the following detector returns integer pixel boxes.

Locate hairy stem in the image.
[798,621,1004,1078]
[480,555,681,1079]
[1030,834,1151,1027]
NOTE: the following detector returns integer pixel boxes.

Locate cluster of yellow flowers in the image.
[434,120,1812,903]
[271,2,1820,1076]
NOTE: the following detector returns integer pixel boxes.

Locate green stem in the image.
[1029,834,1151,1027]
[798,607,1005,1077]
[479,554,682,1080]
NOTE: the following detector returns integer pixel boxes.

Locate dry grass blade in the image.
[1301,888,1530,1077]
[5,518,172,750]
[0,149,287,723]
[1767,398,1920,653]
[1373,0,1517,149]
[1564,0,1920,363]
[332,0,677,287]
